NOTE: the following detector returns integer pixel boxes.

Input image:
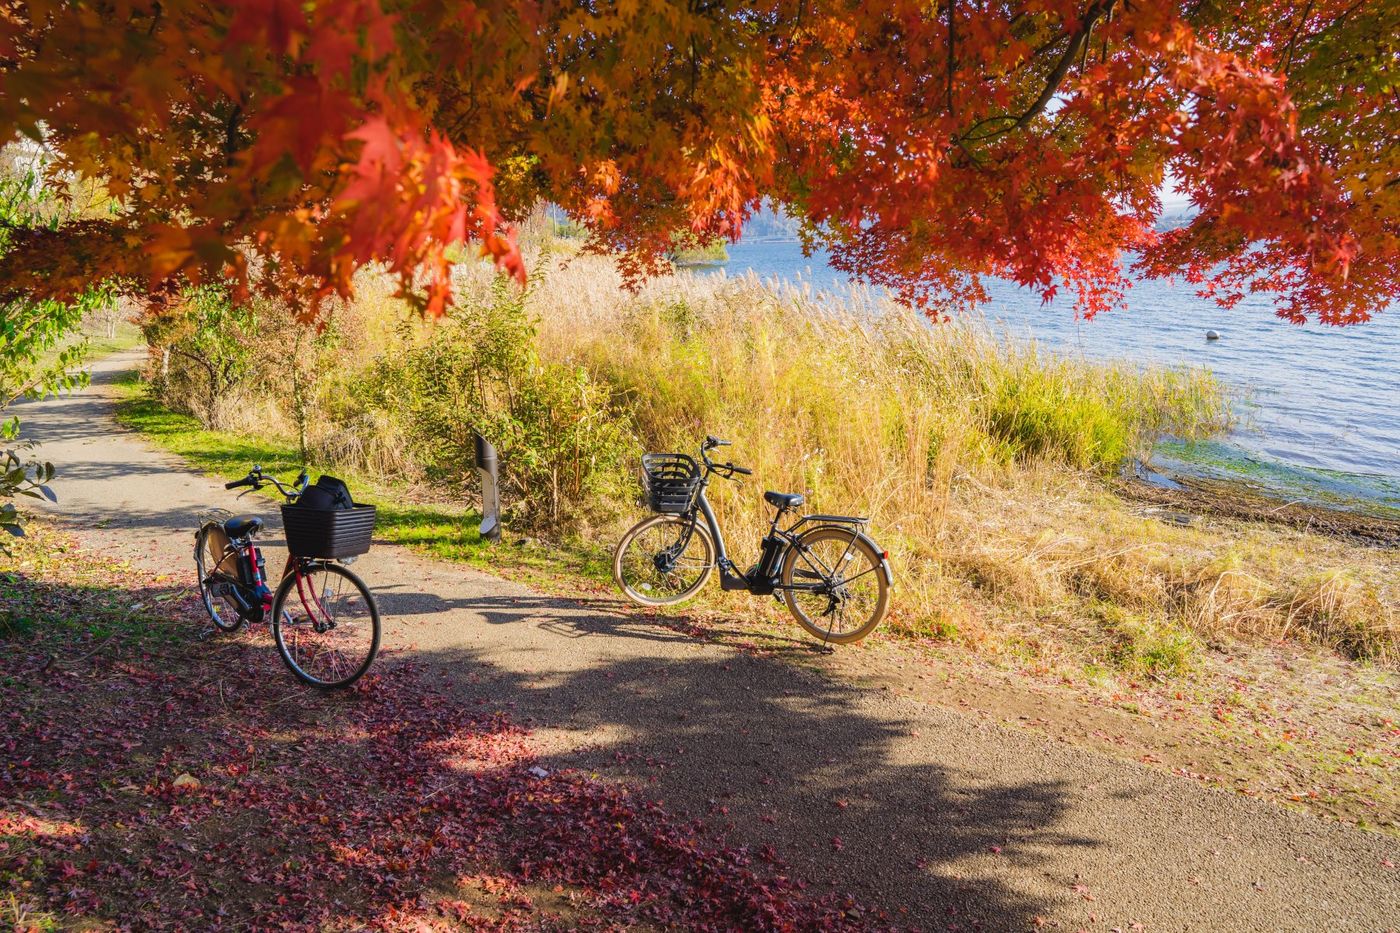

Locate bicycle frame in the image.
[286,556,339,632]
[676,461,872,597]
[200,467,335,627]
[205,533,338,628]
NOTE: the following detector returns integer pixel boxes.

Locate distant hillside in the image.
[740,204,803,241]
[1155,206,1198,232]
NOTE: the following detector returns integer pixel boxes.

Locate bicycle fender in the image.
[795,526,893,591]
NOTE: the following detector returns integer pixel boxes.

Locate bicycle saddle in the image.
[764,491,805,510]
[223,516,263,539]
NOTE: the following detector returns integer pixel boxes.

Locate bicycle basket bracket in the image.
[641,453,701,514]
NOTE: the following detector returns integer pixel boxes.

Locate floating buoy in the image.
[1205,329,1221,340]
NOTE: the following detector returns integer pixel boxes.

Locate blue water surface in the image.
[695,238,1400,511]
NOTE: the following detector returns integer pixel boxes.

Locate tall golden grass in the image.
[148,236,1400,669]
[499,253,1397,666]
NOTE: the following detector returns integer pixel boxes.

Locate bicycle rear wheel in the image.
[194,523,244,632]
[780,526,889,644]
[271,562,381,689]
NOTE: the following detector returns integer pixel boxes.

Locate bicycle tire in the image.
[194,523,244,632]
[780,526,890,644]
[271,562,381,689]
[613,514,715,607]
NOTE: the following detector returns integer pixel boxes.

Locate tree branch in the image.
[961,0,1116,144]
[945,0,956,117]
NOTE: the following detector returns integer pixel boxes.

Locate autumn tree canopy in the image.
[0,0,1395,323]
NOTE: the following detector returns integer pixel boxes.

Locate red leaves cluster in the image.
[336,119,521,317]
[761,1,1396,323]
[1,553,875,930]
[1,1,1395,324]
[0,0,522,319]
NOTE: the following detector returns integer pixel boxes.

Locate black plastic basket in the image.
[281,504,377,559]
[641,453,701,513]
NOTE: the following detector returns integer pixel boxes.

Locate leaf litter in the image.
[1,523,891,930]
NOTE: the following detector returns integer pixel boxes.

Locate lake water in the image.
[695,238,1400,511]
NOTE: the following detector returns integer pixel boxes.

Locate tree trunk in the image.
[292,330,310,463]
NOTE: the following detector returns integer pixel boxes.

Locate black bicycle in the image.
[194,465,381,689]
[613,436,893,644]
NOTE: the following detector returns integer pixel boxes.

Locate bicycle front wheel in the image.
[613,514,714,606]
[271,562,381,689]
[780,526,890,644]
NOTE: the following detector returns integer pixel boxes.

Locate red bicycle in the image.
[194,466,381,689]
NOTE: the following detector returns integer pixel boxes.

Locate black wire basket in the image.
[281,504,377,559]
[641,453,701,514]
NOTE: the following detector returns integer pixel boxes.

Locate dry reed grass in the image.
[518,253,1396,667]
[157,236,1400,671]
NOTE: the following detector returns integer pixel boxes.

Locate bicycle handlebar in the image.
[225,466,309,502]
[704,458,751,478]
[700,435,749,478]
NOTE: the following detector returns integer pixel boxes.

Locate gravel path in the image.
[20,350,1400,931]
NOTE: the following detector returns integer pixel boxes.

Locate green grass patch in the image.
[112,369,304,476]
[0,524,189,651]
[36,324,143,372]
[111,371,612,587]
[82,328,144,359]
[988,370,1131,470]
[378,501,612,586]
[1090,601,1201,678]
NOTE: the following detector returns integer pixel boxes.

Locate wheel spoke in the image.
[275,565,380,688]
[784,530,886,642]
[616,517,712,606]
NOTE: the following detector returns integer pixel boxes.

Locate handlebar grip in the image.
[729,464,753,475]
[225,477,253,490]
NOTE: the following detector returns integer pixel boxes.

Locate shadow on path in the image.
[417,642,1090,926]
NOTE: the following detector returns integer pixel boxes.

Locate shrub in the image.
[141,286,263,430]
[359,276,636,529]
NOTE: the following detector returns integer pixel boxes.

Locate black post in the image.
[474,431,501,543]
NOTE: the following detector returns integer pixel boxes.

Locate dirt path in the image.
[19,351,1400,931]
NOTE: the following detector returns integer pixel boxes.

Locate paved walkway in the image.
[19,350,1400,930]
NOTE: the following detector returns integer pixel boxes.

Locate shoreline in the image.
[1118,467,1400,547]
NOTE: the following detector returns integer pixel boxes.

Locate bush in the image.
[141,286,263,430]
[359,276,636,529]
